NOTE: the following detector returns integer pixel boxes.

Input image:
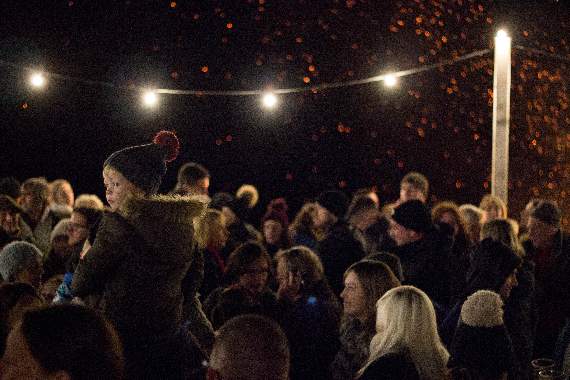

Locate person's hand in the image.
[79,240,92,259]
[277,271,302,302]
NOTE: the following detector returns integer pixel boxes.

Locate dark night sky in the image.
[0,0,568,224]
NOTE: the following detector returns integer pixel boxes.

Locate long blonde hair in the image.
[359,286,449,379]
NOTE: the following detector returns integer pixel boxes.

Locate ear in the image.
[48,370,71,380]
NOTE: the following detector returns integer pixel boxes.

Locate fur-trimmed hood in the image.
[119,195,207,251]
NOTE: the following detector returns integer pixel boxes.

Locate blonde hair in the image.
[480,218,524,257]
[479,194,508,219]
[74,194,105,210]
[49,179,74,207]
[359,286,449,379]
[194,208,227,249]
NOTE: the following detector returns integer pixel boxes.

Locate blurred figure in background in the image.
[48,179,75,218]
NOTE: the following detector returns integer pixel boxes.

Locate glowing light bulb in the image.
[384,74,398,87]
[262,92,277,108]
[30,73,46,88]
[142,91,158,107]
[496,30,508,40]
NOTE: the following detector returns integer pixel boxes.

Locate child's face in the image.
[103,167,138,211]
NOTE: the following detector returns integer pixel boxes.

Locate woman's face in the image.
[340,271,367,320]
[0,324,52,380]
[263,220,283,245]
[482,206,502,224]
[238,258,269,294]
[103,167,140,211]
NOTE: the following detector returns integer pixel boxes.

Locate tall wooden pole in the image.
[492,30,512,205]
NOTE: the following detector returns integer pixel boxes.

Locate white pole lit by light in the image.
[262,92,278,109]
[30,72,46,88]
[492,29,511,205]
[383,74,398,87]
[142,91,158,107]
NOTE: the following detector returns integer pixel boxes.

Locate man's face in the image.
[67,212,89,247]
[19,189,44,215]
[263,220,284,245]
[0,209,20,234]
[399,183,425,204]
[527,217,557,249]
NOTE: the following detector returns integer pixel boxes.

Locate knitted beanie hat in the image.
[0,241,42,282]
[392,200,433,233]
[103,131,180,195]
[50,218,71,243]
[262,198,289,228]
[316,190,349,219]
[449,290,513,378]
[530,200,561,228]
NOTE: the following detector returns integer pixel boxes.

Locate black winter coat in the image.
[393,226,453,306]
[317,220,365,296]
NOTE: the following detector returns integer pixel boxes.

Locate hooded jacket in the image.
[71,195,206,342]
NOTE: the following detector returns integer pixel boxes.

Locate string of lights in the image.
[1,41,567,110]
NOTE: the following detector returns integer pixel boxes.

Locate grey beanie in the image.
[0,241,42,282]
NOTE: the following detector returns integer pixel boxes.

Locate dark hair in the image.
[21,177,49,202]
[0,177,21,200]
[177,162,210,185]
[211,314,289,380]
[20,304,124,380]
[73,207,103,229]
[225,241,271,284]
[530,200,561,228]
[366,251,405,282]
[346,194,378,220]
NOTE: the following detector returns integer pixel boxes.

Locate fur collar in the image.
[119,195,207,248]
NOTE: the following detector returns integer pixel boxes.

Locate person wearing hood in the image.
[71,131,207,379]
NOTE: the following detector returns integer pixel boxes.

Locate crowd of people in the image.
[0,131,569,379]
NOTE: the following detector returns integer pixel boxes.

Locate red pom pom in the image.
[153,130,180,163]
